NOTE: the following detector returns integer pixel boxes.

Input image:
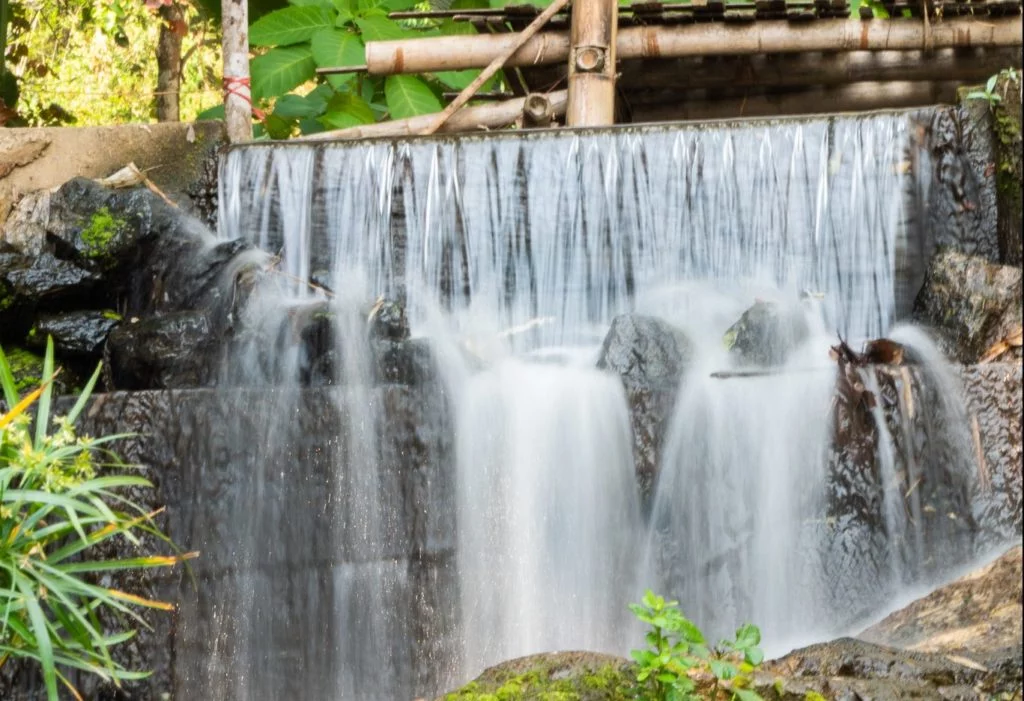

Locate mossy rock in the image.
[0,345,77,397]
[440,652,634,701]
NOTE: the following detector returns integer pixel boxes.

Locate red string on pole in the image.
[222,76,265,121]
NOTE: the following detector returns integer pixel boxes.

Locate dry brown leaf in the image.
[979,326,1023,363]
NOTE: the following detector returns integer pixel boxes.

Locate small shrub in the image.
[629,590,764,701]
[0,338,196,700]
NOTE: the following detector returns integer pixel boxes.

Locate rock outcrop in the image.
[597,313,693,494]
[914,249,1022,364]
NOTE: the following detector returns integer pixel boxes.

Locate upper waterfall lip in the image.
[220,105,938,151]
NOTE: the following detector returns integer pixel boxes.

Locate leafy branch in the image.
[629,589,765,701]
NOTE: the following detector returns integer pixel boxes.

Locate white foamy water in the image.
[206,112,980,698]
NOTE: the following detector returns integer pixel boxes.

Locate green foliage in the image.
[2,0,222,126]
[247,0,500,137]
[966,67,1021,110]
[0,338,195,700]
[629,590,764,701]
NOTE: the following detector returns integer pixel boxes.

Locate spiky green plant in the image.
[0,338,196,700]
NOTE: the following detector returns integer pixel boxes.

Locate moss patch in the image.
[442,652,633,701]
[2,346,45,394]
[79,206,126,260]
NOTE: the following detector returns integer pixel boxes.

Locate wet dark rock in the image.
[368,297,410,341]
[597,314,693,494]
[0,248,100,303]
[960,363,1023,547]
[914,249,1022,363]
[106,312,217,390]
[723,300,809,367]
[28,310,121,356]
[823,362,977,626]
[597,314,692,387]
[373,338,435,386]
[925,104,1001,262]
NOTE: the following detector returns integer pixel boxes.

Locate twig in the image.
[420,0,571,136]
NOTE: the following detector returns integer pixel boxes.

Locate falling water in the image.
[210,111,963,697]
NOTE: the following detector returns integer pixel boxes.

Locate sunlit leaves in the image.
[250,5,335,46]
[310,29,364,88]
[319,93,376,128]
[252,46,317,100]
[629,589,766,701]
[385,74,442,118]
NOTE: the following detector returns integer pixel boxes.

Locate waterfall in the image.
[207,111,974,698]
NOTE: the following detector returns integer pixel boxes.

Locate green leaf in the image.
[318,93,375,129]
[734,623,761,649]
[311,29,364,88]
[710,659,738,680]
[195,103,225,121]
[733,689,764,701]
[34,337,55,449]
[250,6,335,47]
[385,75,442,118]
[744,646,764,666]
[299,117,327,135]
[986,74,999,94]
[251,47,317,100]
[289,0,335,7]
[17,576,58,700]
[354,15,409,41]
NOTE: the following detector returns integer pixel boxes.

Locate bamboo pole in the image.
[296,90,568,141]
[620,47,1022,91]
[634,80,961,122]
[420,0,570,135]
[361,16,1023,76]
[222,0,251,143]
[566,0,619,126]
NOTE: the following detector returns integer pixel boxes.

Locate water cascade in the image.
[207,112,980,698]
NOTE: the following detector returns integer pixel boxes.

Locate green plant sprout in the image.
[629,590,764,701]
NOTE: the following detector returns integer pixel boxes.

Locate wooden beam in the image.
[361,17,1023,76]
[619,47,1023,91]
[632,80,962,122]
[222,0,251,143]
[566,0,619,126]
[295,90,568,141]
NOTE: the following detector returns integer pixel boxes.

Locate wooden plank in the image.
[360,16,1022,75]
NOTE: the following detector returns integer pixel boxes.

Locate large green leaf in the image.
[289,0,335,7]
[252,46,317,100]
[250,6,336,47]
[318,93,376,129]
[354,15,408,41]
[310,28,364,88]
[272,85,331,118]
[385,75,442,119]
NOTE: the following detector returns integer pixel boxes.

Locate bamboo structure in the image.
[360,16,1022,76]
[566,0,619,126]
[620,47,1023,91]
[222,0,251,143]
[637,80,961,121]
[420,0,570,135]
[297,91,569,141]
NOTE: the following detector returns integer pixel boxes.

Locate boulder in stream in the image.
[723,300,809,367]
[914,249,1022,364]
[597,314,693,494]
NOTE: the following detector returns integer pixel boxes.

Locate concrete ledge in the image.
[0,121,226,226]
